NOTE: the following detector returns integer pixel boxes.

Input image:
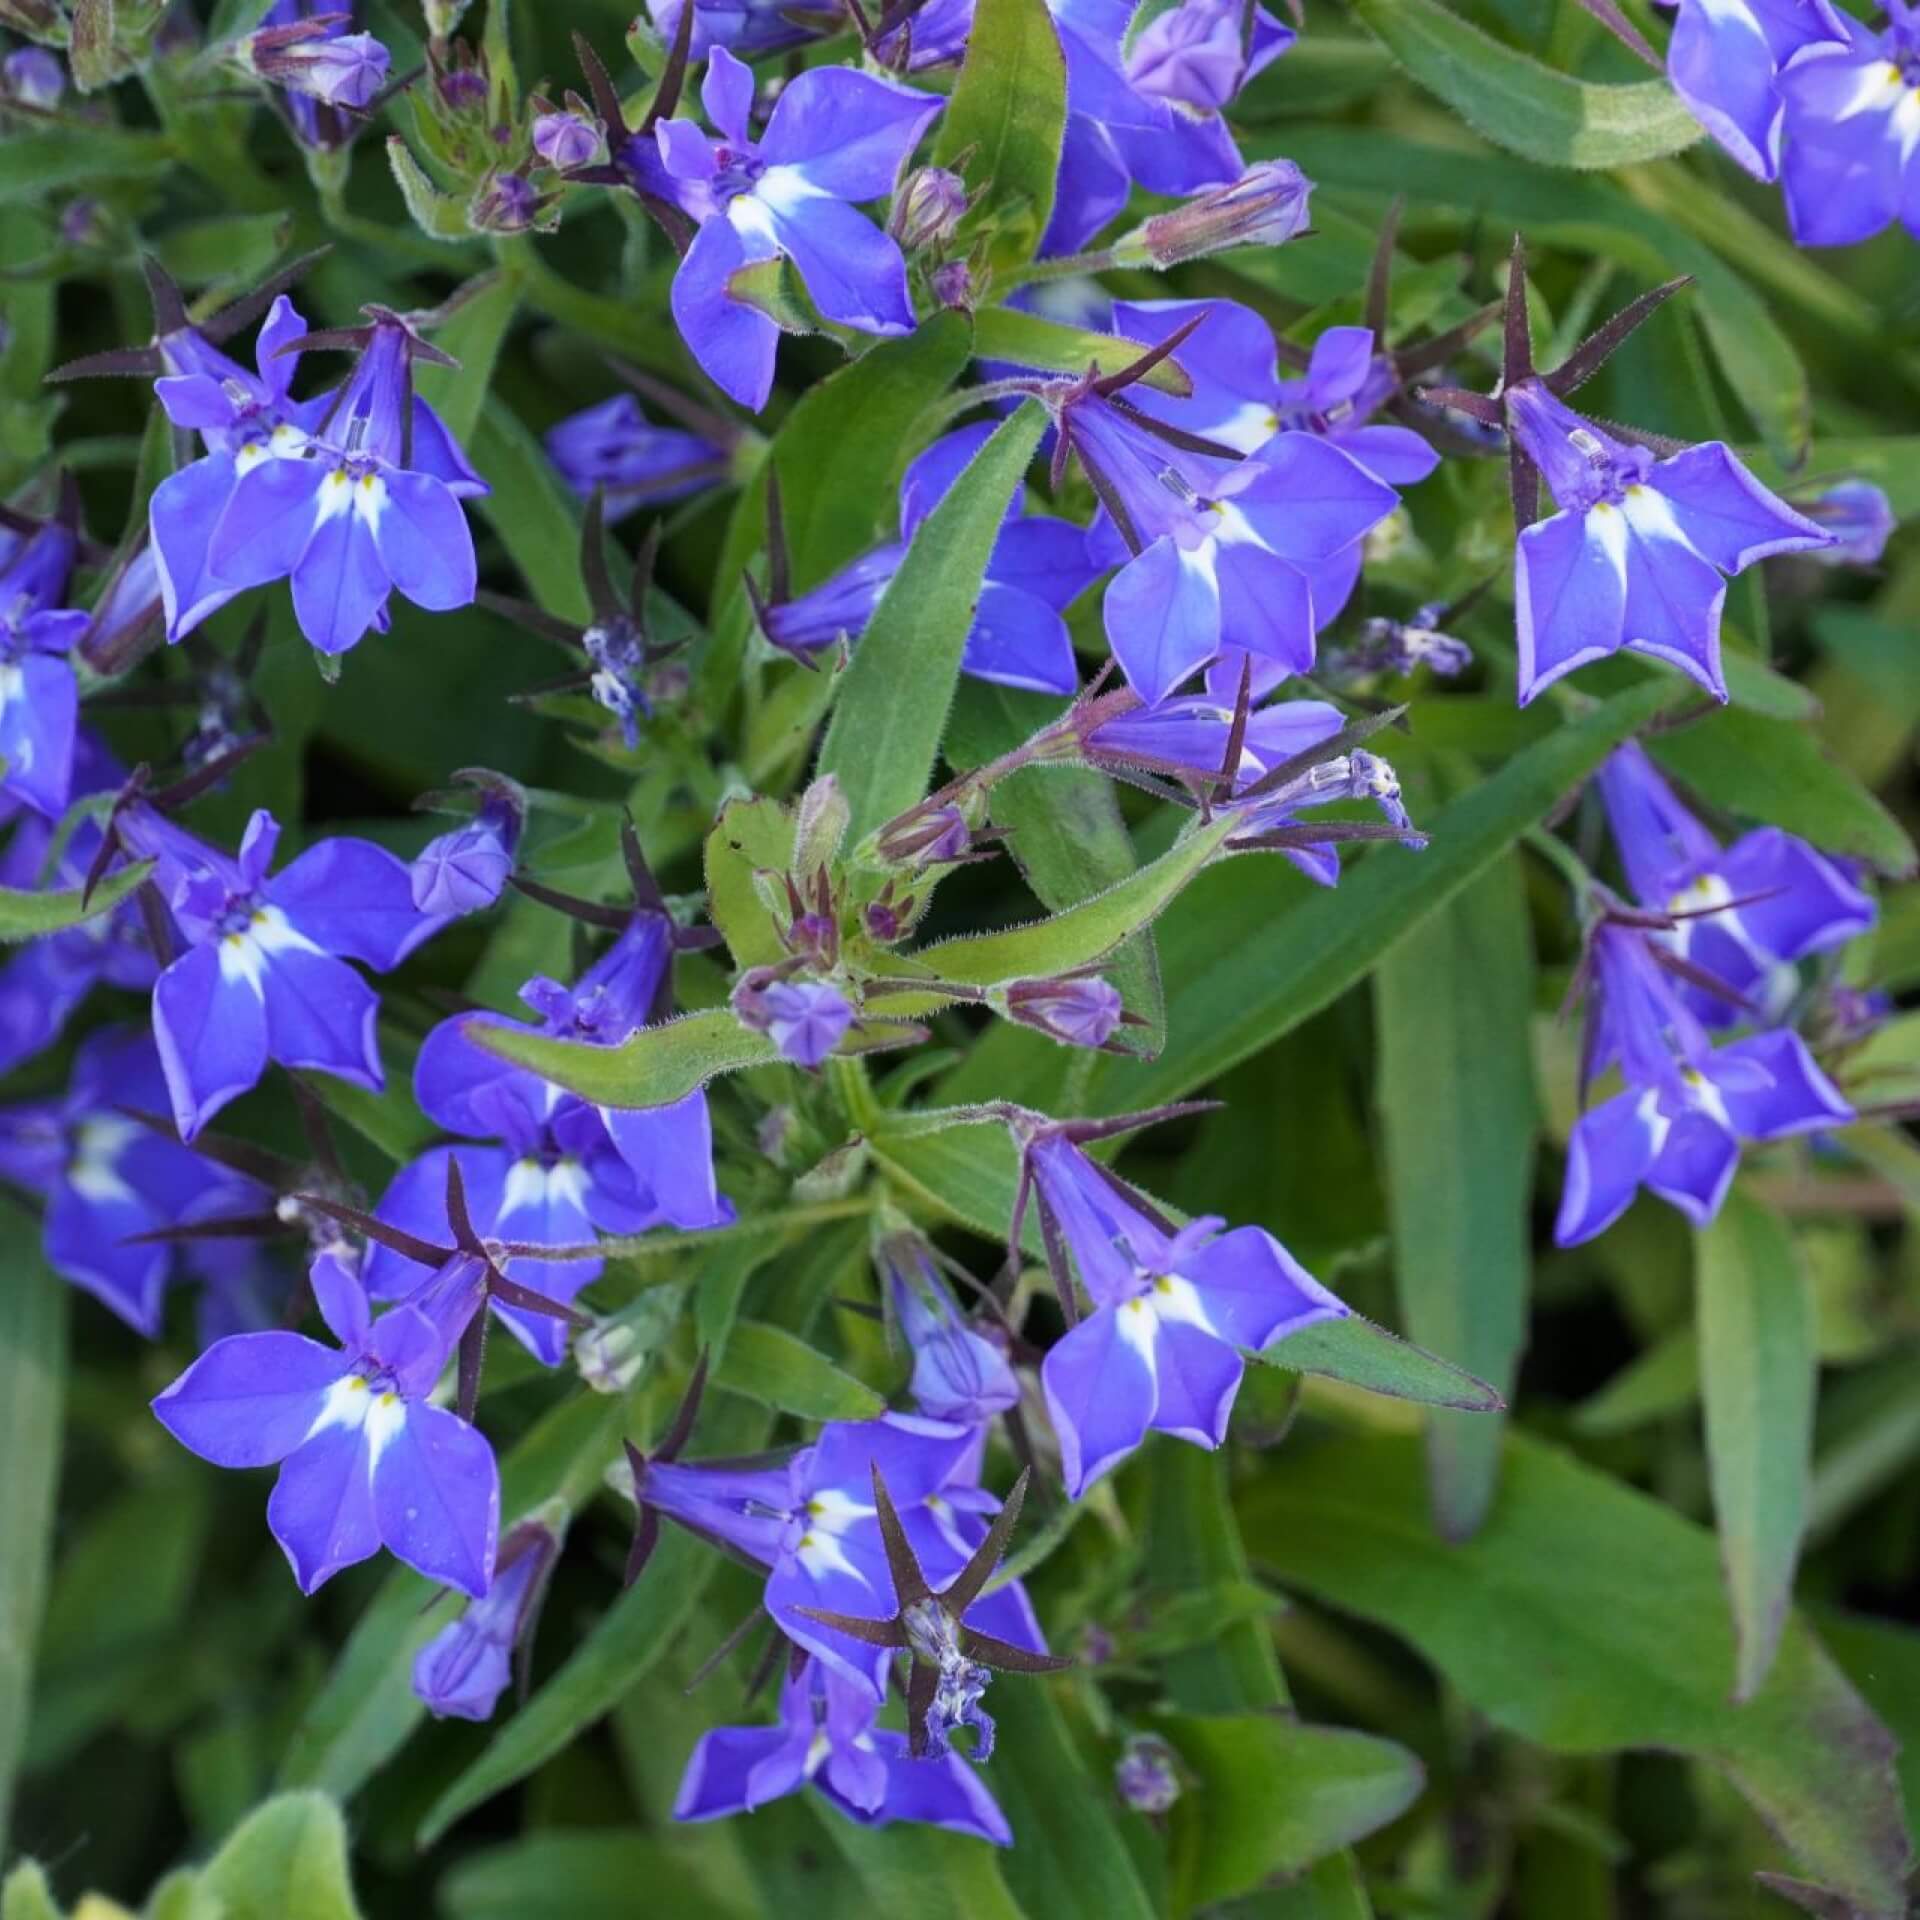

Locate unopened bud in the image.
[532,108,599,170]
[241,22,390,107]
[1119,160,1311,267]
[931,258,974,312]
[470,170,540,232]
[873,799,971,869]
[792,773,851,875]
[998,974,1125,1050]
[1799,479,1896,568]
[2,45,63,107]
[1115,1735,1181,1814]
[889,165,968,252]
[438,63,488,109]
[412,1507,564,1722]
[732,971,855,1069]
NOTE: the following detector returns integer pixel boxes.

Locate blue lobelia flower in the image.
[1595,741,1874,1023]
[363,913,729,1362]
[1053,335,1398,707]
[1665,0,1849,181]
[647,49,941,410]
[153,1247,499,1594]
[545,392,731,521]
[409,771,526,917]
[412,1508,562,1721]
[147,293,321,644]
[115,805,453,1140]
[1555,914,1853,1246]
[1779,4,1920,246]
[0,1026,269,1336]
[0,516,87,819]
[1018,1130,1346,1497]
[1424,252,1833,707]
[0,733,155,1076]
[203,308,489,656]
[878,1226,1021,1428]
[1039,0,1295,254]
[628,1410,1049,1697]
[675,1657,1013,1845]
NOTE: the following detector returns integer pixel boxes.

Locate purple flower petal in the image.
[270,1422,383,1593]
[152,941,271,1139]
[373,1401,499,1597]
[152,1330,344,1467]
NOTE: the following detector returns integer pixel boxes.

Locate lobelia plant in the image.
[4,0,1920,1914]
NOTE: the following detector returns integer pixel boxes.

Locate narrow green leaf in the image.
[470,399,589,623]
[195,1791,364,1920]
[1260,1315,1505,1412]
[1818,1612,1920,1840]
[1078,679,1684,1116]
[0,1863,61,1920]
[477,1007,779,1107]
[888,814,1227,995]
[1375,849,1535,1538]
[0,1206,64,1842]
[711,1320,885,1422]
[415,270,520,444]
[970,307,1192,393]
[150,213,293,290]
[441,1831,757,1920]
[1572,1326,1700,1435]
[0,859,153,944]
[0,128,173,201]
[932,0,1067,274]
[819,399,1048,845]
[1158,1715,1423,1912]
[1649,708,1917,877]
[1697,1193,1817,1703]
[1350,0,1700,168]
[1242,1427,1913,1915]
[820,1811,1030,1920]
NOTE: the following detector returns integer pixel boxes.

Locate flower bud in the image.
[532,108,599,170]
[1118,160,1312,267]
[410,773,526,915]
[242,22,390,107]
[930,259,974,313]
[872,798,972,869]
[878,1226,1019,1426]
[1798,480,1896,568]
[469,169,540,233]
[998,974,1125,1050]
[438,62,488,109]
[792,773,851,876]
[1115,1735,1181,1814]
[412,1508,564,1722]
[2,46,63,108]
[889,165,968,252]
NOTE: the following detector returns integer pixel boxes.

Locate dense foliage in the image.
[2,0,1919,1915]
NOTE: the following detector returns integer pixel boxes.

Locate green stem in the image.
[1523,824,1598,906]
[1001,247,1119,290]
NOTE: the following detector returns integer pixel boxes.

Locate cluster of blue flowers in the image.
[0,0,1909,1859]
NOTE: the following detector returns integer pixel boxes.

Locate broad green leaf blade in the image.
[704,795,796,972]
[1350,0,1700,168]
[1158,1715,1423,1913]
[470,399,589,623]
[1649,708,1917,877]
[1242,1427,1913,1915]
[477,1007,779,1107]
[871,1122,1503,1411]
[1079,679,1683,1116]
[710,1320,884,1422]
[821,1814,1030,1920]
[195,1791,364,1920]
[0,1862,60,1920]
[0,128,175,201]
[932,0,1068,275]
[1375,849,1535,1538]
[150,212,293,290]
[970,307,1193,393]
[1697,1194,1817,1703]
[819,399,1049,846]
[1819,1612,1920,1840]
[415,270,520,444]
[441,1831,757,1920]
[946,680,1165,1059]
[0,860,152,944]
[988,1684,1160,1920]
[0,1206,64,1842]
